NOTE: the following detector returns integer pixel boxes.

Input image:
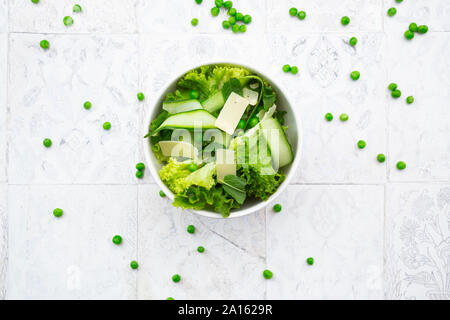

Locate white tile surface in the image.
[8,34,141,184]
[6,185,137,299]
[0,34,6,182]
[137,185,266,300]
[0,0,7,33]
[385,183,450,300]
[0,184,7,299]
[266,185,384,299]
[9,0,137,33]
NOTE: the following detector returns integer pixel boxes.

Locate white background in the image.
[0,0,449,300]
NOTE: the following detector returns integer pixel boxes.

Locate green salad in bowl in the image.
[144,63,300,218]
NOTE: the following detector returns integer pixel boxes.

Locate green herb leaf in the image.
[222,78,243,100]
[262,86,276,111]
[222,174,247,204]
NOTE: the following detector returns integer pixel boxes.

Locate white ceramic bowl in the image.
[144,63,302,219]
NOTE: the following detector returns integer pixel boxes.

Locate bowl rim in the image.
[143,61,302,219]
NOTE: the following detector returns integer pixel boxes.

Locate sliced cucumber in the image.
[201,91,225,113]
[162,99,202,114]
[149,109,217,136]
[259,117,293,169]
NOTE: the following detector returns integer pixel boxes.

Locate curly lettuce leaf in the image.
[209,66,250,91]
[238,165,285,201]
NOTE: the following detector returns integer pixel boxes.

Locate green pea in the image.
[350,71,360,80]
[83,101,92,110]
[197,246,205,253]
[349,37,357,46]
[290,66,299,74]
[43,138,52,148]
[189,90,199,99]
[243,15,252,24]
[417,25,428,34]
[159,190,166,197]
[136,171,144,179]
[166,297,175,300]
[396,161,406,170]
[187,163,198,172]
[73,4,82,13]
[211,7,220,17]
[263,269,273,279]
[248,117,259,128]
[297,11,306,20]
[273,204,282,212]
[137,92,145,101]
[40,40,49,50]
[237,119,246,129]
[215,0,223,7]
[53,208,63,217]
[388,83,397,91]
[387,8,397,17]
[31,0,39,4]
[228,8,236,16]
[339,113,349,122]
[282,64,291,72]
[377,154,386,163]
[136,162,145,171]
[239,24,246,33]
[357,140,366,149]
[228,16,236,24]
[224,1,232,9]
[63,16,74,26]
[130,261,139,269]
[409,23,418,32]
[195,0,203,4]
[391,89,401,98]
[396,0,403,2]
[187,225,195,234]
[222,20,231,29]
[325,113,333,121]
[289,8,298,17]
[306,257,314,265]
[191,18,199,26]
[103,122,111,130]
[406,96,414,104]
[341,16,350,26]
[404,30,414,40]
[236,12,243,21]
[172,274,181,282]
[232,24,239,33]
[112,235,122,245]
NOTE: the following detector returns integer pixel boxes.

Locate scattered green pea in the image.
[195,0,203,4]
[396,0,403,2]
[40,40,49,50]
[187,163,198,172]
[136,171,144,179]
[130,261,139,269]
[215,0,223,8]
[282,64,291,72]
[235,12,243,21]
[263,269,273,279]
[83,101,92,110]
[387,7,397,17]
[377,154,386,163]
[243,15,252,24]
[325,113,333,121]
[172,274,181,282]
[239,24,246,33]
[409,23,418,32]
[228,16,236,25]
[53,208,63,217]
[388,83,397,91]
[112,235,122,245]
[31,0,39,4]
[357,140,366,149]
[197,246,205,253]
[339,113,349,122]
[289,8,298,17]
[306,257,314,265]
[63,16,74,27]
[248,117,259,128]
[341,16,350,26]
[391,89,402,98]
[224,1,232,9]
[43,138,52,148]
[191,18,199,26]
[189,90,199,99]
[166,297,175,300]
[406,96,414,104]
[222,20,231,29]
[232,24,239,33]
[290,66,299,75]
[404,30,414,40]
[273,204,282,212]
[297,11,306,20]
[103,122,111,130]
[73,4,82,13]
[396,161,406,170]
[137,92,145,101]
[187,225,195,234]
[136,163,145,171]
[211,7,220,17]
[228,8,236,16]
[159,190,166,197]
[237,119,246,129]
[350,71,360,80]
[417,25,428,34]
[349,37,357,46]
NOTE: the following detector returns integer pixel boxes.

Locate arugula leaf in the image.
[222,174,247,205]
[262,86,276,111]
[222,78,243,100]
